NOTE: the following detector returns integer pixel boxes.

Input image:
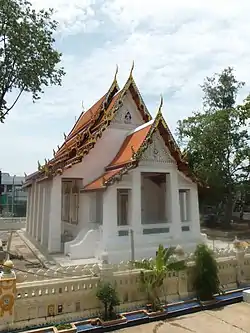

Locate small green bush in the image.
[55,323,72,331]
[96,281,120,321]
[193,244,221,301]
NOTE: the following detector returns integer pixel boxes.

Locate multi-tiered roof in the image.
[25,65,195,188]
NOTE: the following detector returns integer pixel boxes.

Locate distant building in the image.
[0,172,27,217]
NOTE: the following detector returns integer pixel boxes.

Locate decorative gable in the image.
[111,92,144,129]
[140,132,175,165]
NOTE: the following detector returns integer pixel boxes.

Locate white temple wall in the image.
[62,127,130,187]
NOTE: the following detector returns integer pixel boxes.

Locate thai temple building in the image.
[24,65,204,263]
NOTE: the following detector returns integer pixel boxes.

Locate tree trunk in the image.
[223,192,233,229]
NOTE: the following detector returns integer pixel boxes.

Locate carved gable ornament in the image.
[141,132,175,164]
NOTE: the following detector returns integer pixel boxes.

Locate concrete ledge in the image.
[0,217,26,230]
[243,289,250,303]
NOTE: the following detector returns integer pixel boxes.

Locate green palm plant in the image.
[133,244,186,311]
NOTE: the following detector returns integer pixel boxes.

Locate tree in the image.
[96,281,120,321]
[177,67,250,226]
[193,244,221,301]
[134,244,186,311]
[0,0,65,122]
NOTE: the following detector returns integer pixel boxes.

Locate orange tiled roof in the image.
[68,94,107,140]
[107,123,152,169]
[82,111,198,191]
[83,168,123,191]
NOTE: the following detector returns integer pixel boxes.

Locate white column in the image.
[26,187,31,234]
[31,184,37,238]
[40,186,46,245]
[48,177,62,253]
[130,170,141,233]
[190,186,201,238]
[35,183,41,241]
[169,171,182,239]
[102,186,117,245]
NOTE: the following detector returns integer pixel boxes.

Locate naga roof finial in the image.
[114,64,118,81]
[158,94,163,115]
[53,149,56,157]
[81,101,85,113]
[129,60,135,78]
[63,132,67,140]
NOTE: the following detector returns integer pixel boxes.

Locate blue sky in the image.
[1,0,250,176]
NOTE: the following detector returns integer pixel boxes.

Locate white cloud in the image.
[30,0,99,35]
[2,0,250,175]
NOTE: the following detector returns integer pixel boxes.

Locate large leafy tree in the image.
[177,67,250,226]
[0,0,65,122]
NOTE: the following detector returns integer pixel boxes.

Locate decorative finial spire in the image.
[53,149,56,157]
[158,94,163,115]
[81,101,85,113]
[37,161,41,170]
[129,60,135,77]
[63,132,67,140]
[57,145,60,151]
[44,158,48,164]
[114,64,118,81]
[24,172,27,178]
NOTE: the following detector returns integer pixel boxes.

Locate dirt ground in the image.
[116,302,250,333]
[0,230,42,270]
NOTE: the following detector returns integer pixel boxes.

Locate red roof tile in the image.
[83,168,123,191]
[108,123,152,168]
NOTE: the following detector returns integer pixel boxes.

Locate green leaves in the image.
[193,244,220,301]
[96,281,120,321]
[0,0,65,122]
[134,244,186,310]
[177,67,250,223]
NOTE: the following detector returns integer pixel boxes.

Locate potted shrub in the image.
[54,323,76,333]
[193,244,221,305]
[95,281,126,326]
[134,244,186,316]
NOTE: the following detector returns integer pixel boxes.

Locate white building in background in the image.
[24,67,204,263]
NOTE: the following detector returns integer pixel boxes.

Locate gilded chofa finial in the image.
[158,95,163,115]
[114,64,118,81]
[81,101,85,112]
[129,60,135,77]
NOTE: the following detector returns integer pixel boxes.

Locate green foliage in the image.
[177,67,250,225]
[55,323,72,331]
[193,244,220,301]
[134,244,186,311]
[0,0,65,122]
[96,281,120,321]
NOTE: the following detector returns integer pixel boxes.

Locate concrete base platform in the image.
[243,289,250,303]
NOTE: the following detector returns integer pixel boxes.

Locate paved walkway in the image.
[116,303,250,333]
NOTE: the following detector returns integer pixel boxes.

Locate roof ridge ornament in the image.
[129,60,135,78]
[114,64,118,82]
[157,94,163,116]
[81,101,85,113]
